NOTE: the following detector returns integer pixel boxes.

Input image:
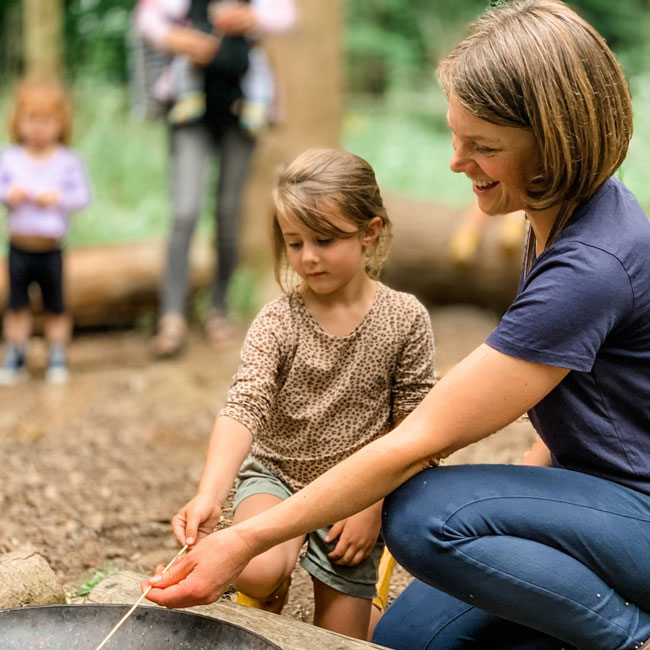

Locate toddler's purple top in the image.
[0,145,91,240]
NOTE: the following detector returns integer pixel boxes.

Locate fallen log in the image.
[383,196,524,313]
[0,550,66,608]
[0,199,525,328]
[88,570,385,649]
[0,239,214,328]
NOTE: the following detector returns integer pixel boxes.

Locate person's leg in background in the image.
[375,464,650,650]
[206,124,255,345]
[0,246,33,384]
[37,248,71,383]
[154,122,212,357]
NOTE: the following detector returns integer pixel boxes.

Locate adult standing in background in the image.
[136,0,296,357]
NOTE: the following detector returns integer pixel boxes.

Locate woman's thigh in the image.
[381,465,650,649]
[373,578,570,650]
[385,465,650,607]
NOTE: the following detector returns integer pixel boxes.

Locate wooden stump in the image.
[0,551,66,608]
[87,570,386,649]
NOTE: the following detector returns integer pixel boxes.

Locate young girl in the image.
[0,79,91,384]
[171,148,435,639]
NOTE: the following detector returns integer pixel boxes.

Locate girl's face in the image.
[277,208,379,296]
[17,106,62,150]
[446,95,539,216]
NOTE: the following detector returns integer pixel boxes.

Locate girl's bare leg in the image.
[313,577,372,640]
[232,493,305,613]
[3,308,32,344]
[44,312,71,345]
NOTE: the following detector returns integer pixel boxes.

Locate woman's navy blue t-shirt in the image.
[486,178,650,495]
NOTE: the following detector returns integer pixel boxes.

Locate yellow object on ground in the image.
[372,547,396,612]
[236,577,291,613]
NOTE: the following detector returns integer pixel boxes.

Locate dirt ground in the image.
[0,303,537,624]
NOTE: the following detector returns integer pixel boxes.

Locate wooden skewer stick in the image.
[92,544,189,650]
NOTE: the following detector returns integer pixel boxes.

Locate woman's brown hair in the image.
[9,78,73,146]
[437,0,633,248]
[272,148,392,291]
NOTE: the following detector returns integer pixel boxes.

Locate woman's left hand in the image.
[325,501,383,567]
[142,526,254,608]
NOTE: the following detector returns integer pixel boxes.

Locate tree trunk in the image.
[240,0,343,270]
[23,0,63,79]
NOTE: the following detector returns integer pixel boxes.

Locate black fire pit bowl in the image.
[0,603,282,649]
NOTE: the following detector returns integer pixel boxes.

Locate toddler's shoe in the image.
[46,344,69,384]
[168,92,206,125]
[0,344,28,385]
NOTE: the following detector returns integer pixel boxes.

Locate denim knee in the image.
[382,467,454,580]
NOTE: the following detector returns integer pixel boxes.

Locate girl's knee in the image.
[234,554,292,600]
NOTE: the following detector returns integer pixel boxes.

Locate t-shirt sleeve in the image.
[0,149,13,204]
[58,153,92,213]
[391,299,436,422]
[486,242,634,371]
[219,301,288,436]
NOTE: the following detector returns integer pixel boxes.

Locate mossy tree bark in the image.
[23,0,63,79]
[240,0,343,271]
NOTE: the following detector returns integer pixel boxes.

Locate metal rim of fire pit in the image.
[0,603,283,649]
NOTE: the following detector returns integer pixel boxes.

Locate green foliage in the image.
[65,81,170,247]
[345,0,487,94]
[569,0,650,75]
[72,566,117,597]
[64,0,133,82]
[345,0,650,95]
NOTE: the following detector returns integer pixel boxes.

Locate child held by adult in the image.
[169,148,435,639]
[0,79,91,384]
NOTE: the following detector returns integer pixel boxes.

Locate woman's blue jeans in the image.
[372,465,650,650]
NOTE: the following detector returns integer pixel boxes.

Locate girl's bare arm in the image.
[522,437,553,466]
[171,416,252,545]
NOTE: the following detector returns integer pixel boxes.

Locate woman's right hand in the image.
[172,493,223,546]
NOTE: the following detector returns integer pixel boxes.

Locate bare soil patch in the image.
[0,305,536,623]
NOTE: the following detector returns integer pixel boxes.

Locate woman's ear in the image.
[362,216,383,245]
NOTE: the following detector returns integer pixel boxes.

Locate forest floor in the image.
[0,304,537,623]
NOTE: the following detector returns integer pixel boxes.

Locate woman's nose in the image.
[450,145,472,174]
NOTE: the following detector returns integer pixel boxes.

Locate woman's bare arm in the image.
[145,344,569,607]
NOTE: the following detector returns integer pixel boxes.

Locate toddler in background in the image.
[0,79,91,384]
[169,148,436,640]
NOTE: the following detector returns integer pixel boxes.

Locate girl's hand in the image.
[325,501,383,567]
[172,493,223,547]
[143,526,254,608]
[34,190,59,208]
[7,186,28,208]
